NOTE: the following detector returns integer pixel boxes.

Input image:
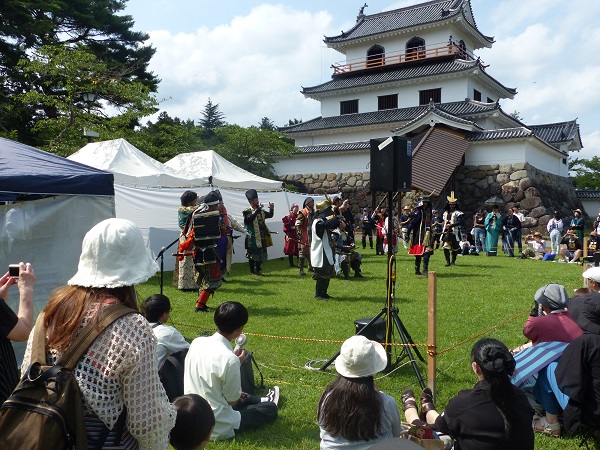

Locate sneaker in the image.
[261,386,280,406]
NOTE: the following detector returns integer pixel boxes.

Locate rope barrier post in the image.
[427,271,437,400]
[584,237,589,259]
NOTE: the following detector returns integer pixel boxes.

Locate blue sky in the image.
[123,0,600,158]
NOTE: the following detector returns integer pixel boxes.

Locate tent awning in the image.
[0,137,114,197]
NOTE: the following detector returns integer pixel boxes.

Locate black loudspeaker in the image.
[370,136,412,192]
[354,317,385,343]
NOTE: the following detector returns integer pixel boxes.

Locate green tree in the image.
[134,112,205,162]
[214,125,296,178]
[198,98,226,140]
[570,157,600,189]
[15,44,157,155]
[0,0,156,146]
[287,118,302,126]
[258,117,276,131]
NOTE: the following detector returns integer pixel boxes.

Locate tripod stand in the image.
[319,193,426,390]
[156,236,180,294]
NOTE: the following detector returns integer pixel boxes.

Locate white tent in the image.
[68,139,329,271]
[69,138,198,187]
[165,151,282,190]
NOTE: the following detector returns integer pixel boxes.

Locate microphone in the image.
[234,333,247,353]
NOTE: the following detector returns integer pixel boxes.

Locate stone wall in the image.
[279,162,584,232]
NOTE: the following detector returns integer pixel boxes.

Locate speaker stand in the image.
[318,193,426,390]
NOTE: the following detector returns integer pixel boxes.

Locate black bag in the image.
[240,351,264,395]
[0,304,134,450]
[158,348,188,402]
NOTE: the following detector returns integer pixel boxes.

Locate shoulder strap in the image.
[57,304,136,370]
[31,312,48,364]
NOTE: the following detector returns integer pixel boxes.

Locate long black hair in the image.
[471,338,518,439]
[317,375,382,441]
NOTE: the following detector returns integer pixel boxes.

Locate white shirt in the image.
[514,211,525,223]
[150,322,190,367]
[184,332,242,440]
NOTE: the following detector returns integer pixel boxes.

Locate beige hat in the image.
[68,218,159,288]
[334,335,387,378]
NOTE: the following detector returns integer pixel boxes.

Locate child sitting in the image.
[170,394,215,450]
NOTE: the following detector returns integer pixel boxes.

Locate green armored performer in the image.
[243,189,274,276]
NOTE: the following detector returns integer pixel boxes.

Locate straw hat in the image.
[68,218,159,288]
[334,335,387,378]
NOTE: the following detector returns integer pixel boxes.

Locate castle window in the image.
[458,40,467,58]
[474,89,482,101]
[340,99,359,115]
[406,37,425,61]
[378,94,398,111]
[367,45,385,68]
[419,88,441,105]
[487,97,494,103]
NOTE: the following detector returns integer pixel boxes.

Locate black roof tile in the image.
[279,100,498,133]
[324,0,492,45]
[530,121,580,144]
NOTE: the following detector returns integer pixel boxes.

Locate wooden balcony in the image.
[331,43,474,76]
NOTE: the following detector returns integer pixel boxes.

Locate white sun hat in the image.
[334,335,388,378]
[68,218,159,288]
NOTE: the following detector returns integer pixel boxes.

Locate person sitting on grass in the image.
[402,338,534,450]
[531,293,600,437]
[170,394,215,450]
[558,229,583,263]
[184,301,279,440]
[140,294,189,367]
[318,335,402,449]
[521,231,548,260]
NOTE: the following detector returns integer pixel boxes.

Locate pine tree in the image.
[198,98,226,139]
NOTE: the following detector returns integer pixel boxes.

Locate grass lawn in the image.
[137,248,590,450]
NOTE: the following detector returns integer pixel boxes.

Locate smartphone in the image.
[8,264,19,278]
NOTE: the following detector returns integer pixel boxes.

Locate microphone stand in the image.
[156,236,180,294]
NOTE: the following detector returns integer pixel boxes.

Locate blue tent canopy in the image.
[0,137,114,198]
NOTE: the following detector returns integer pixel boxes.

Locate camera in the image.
[8,264,19,278]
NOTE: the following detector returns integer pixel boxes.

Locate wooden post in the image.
[427,271,437,400]
[584,237,589,259]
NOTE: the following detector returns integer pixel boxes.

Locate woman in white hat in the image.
[317,335,402,449]
[21,218,176,450]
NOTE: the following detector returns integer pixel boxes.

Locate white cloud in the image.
[146,4,335,127]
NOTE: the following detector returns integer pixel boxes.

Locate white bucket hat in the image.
[583,267,600,284]
[334,335,388,378]
[68,218,159,288]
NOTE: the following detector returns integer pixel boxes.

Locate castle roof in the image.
[324,0,493,50]
[530,120,583,148]
[576,190,600,200]
[302,59,516,99]
[279,100,499,134]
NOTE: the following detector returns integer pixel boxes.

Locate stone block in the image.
[462,178,475,185]
[475,179,489,189]
[521,217,537,228]
[512,162,527,171]
[363,172,370,181]
[347,176,357,187]
[336,173,342,181]
[471,171,486,180]
[326,173,336,181]
[530,206,549,219]
[497,173,510,184]
[479,164,499,171]
[519,177,533,191]
[510,170,528,181]
[520,196,542,210]
[499,164,512,173]
[524,187,539,198]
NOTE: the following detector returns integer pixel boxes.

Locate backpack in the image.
[0,303,135,450]
[240,351,264,396]
[157,348,188,402]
